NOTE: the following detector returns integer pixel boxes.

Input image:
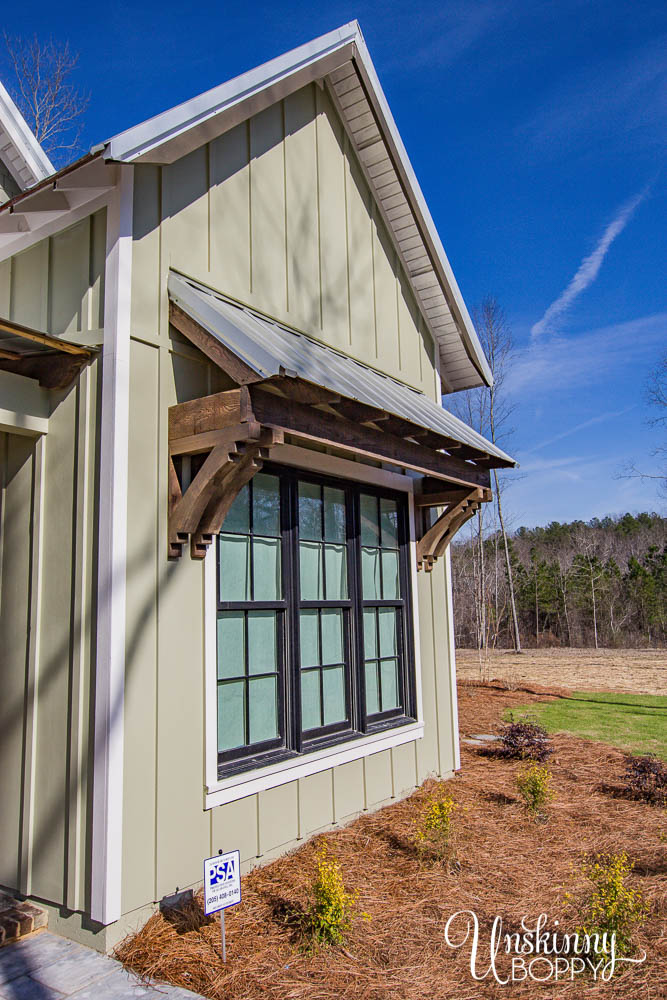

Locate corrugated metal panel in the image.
[168,271,515,465]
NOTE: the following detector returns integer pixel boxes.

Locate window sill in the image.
[204,720,424,809]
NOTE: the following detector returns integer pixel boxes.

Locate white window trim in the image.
[204,445,424,810]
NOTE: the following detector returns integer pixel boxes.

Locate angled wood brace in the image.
[416,487,489,572]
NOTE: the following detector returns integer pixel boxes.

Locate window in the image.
[216,466,415,775]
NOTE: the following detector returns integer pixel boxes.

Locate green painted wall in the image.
[121,84,458,920]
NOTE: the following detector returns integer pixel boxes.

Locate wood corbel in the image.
[416,486,490,571]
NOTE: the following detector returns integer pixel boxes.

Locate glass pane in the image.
[252,537,281,600]
[381,549,400,599]
[380,498,399,548]
[219,534,251,601]
[365,661,380,715]
[253,473,280,537]
[223,484,249,534]
[322,666,346,725]
[363,608,377,660]
[301,669,321,731]
[380,659,399,711]
[299,609,319,667]
[299,541,323,600]
[360,494,379,546]
[378,607,397,657]
[248,676,278,743]
[217,612,245,679]
[218,680,245,751]
[298,481,321,541]
[324,543,347,599]
[362,546,380,599]
[247,611,277,674]
[321,608,343,665]
[323,487,346,542]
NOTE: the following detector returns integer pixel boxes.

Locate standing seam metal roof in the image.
[168,271,515,467]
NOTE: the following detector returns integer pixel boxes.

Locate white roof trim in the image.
[100,22,493,391]
[0,80,54,190]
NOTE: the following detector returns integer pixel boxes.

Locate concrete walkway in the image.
[0,932,205,1000]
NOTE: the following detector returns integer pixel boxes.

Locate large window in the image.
[216,466,415,775]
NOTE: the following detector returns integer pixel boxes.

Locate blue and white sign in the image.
[204,850,241,916]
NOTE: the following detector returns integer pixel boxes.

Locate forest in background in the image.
[451,511,667,649]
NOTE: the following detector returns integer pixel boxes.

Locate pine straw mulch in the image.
[116,683,667,1000]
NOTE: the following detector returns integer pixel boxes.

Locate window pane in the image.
[299,541,323,599]
[365,661,380,715]
[253,473,280,536]
[381,549,400,599]
[378,607,397,657]
[219,534,251,601]
[363,608,377,660]
[223,484,249,534]
[298,481,321,541]
[247,611,277,674]
[324,543,347,599]
[362,546,380,599]
[360,494,379,546]
[323,486,346,542]
[380,659,399,711]
[299,609,319,667]
[322,666,346,725]
[248,676,278,743]
[218,680,245,751]
[217,612,245,679]
[321,608,343,665]
[253,537,281,600]
[380,498,399,548]
[301,669,321,730]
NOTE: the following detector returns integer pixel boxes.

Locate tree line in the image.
[451,511,667,649]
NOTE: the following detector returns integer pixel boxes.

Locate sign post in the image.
[203,850,241,962]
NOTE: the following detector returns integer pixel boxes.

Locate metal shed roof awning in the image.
[167,271,516,469]
[0,316,94,389]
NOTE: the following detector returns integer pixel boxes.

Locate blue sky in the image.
[4,0,665,529]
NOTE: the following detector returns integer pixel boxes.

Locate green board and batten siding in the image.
[0,211,104,913]
[123,83,458,917]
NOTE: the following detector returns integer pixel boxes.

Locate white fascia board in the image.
[0,80,54,188]
[103,22,361,164]
[351,36,493,389]
[90,165,133,926]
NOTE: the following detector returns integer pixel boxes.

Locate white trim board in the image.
[90,165,134,925]
[204,445,424,810]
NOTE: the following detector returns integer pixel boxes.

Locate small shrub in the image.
[622,754,667,807]
[498,716,552,761]
[576,852,648,958]
[414,790,458,864]
[307,843,359,946]
[516,762,553,817]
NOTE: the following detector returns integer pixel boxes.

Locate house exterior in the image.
[0,23,514,952]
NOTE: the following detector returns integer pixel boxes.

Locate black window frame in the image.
[216,463,416,778]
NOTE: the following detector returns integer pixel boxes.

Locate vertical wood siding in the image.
[122,82,458,918]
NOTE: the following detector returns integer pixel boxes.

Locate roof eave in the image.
[0,81,54,189]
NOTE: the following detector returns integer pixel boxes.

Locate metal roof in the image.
[168,271,515,467]
[0,80,54,191]
[102,22,492,393]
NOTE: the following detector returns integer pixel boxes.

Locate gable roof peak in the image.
[0,79,54,193]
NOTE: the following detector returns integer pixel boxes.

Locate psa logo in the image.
[209,858,236,887]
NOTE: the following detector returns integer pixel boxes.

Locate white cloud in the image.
[524,406,636,454]
[531,187,650,339]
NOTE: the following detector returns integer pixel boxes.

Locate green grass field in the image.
[505,691,667,759]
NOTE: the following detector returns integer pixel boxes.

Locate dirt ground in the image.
[456,647,667,696]
[117,683,666,1000]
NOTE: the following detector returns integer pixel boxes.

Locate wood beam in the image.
[416,487,489,570]
[0,317,91,355]
[169,301,264,385]
[169,386,253,441]
[329,398,389,424]
[249,387,491,490]
[266,376,341,406]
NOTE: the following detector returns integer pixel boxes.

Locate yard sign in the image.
[204,850,241,961]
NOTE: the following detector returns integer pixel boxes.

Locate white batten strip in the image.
[91,165,134,925]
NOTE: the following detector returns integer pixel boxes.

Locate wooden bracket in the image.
[416,486,490,571]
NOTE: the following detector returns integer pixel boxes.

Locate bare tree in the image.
[3,33,89,162]
[621,350,667,499]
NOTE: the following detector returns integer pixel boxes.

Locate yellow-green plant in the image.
[414,790,457,862]
[577,852,648,958]
[308,843,358,946]
[516,762,553,816]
